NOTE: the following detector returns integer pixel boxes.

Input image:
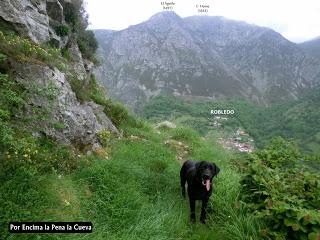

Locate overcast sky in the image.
[86,0,320,43]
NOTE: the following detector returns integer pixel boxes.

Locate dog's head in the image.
[195,161,220,191]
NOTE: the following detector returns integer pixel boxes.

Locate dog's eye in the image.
[208,165,213,170]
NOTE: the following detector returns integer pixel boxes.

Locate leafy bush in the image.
[54,25,70,37]
[240,138,320,239]
[69,74,105,103]
[254,137,300,168]
[64,0,87,30]
[97,129,111,146]
[61,47,71,60]
[62,0,98,61]
[88,74,108,103]
[102,100,131,127]
[77,30,98,60]
[68,76,88,103]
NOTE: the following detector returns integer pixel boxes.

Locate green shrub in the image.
[87,75,142,129]
[105,101,145,129]
[69,76,87,103]
[52,122,65,130]
[61,47,71,60]
[77,30,98,60]
[255,137,300,168]
[0,52,6,62]
[55,25,70,37]
[69,74,106,104]
[97,129,112,146]
[240,139,320,239]
[102,100,131,127]
[64,0,86,29]
[62,0,99,61]
[88,74,107,104]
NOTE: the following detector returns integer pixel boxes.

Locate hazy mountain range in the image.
[300,37,320,60]
[94,12,320,109]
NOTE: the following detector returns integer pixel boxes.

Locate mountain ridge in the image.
[94,12,320,109]
[300,36,320,60]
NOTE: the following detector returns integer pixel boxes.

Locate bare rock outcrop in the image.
[11,61,119,148]
[0,0,67,47]
[0,0,120,149]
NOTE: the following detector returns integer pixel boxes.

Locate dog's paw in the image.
[200,216,206,224]
[190,214,196,223]
[181,190,186,198]
[200,219,206,224]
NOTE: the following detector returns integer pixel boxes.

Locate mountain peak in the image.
[149,11,181,21]
[95,14,320,107]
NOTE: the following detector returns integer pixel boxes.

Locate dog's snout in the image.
[203,174,210,179]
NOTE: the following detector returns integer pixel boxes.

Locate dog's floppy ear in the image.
[195,161,205,179]
[213,163,220,177]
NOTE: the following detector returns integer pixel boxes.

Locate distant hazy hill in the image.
[300,36,320,60]
[94,12,320,109]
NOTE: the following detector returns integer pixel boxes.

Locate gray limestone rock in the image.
[11,61,119,148]
[68,37,87,81]
[0,0,68,47]
[0,0,120,151]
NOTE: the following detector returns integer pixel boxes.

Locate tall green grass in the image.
[0,124,263,239]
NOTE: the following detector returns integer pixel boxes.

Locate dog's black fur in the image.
[180,160,220,223]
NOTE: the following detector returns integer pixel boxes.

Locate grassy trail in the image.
[1,126,263,240]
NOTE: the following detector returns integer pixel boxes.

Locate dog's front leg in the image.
[181,186,186,198]
[189,198,196,223]
[180,179,186,198]
[200,198,209,224]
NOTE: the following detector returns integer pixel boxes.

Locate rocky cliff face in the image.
[0,0,67,46]
[95,12,320,108]
[0,0,119,149]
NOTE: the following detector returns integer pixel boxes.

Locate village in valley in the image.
[209,116,255,153]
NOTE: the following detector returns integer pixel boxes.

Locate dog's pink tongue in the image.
[205,180,210,191]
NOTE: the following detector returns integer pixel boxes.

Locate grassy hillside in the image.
[0,121,264,239]
[0,31,263,239]
[1,50,319,239]
[141,93,320,154]
[1,5,319,239]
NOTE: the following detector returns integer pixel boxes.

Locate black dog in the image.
[180,160,220,223]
